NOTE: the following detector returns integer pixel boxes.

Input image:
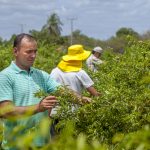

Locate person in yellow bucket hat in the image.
[50,45,99,96]
[50,44,100,138]
[50,44,100,96]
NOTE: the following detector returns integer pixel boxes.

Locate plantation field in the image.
[0,38,150,149]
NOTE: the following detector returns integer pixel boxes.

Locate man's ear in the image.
[13,47,18,55]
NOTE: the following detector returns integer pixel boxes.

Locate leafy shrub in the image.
[0,38,150,149]
[51,39,150,147]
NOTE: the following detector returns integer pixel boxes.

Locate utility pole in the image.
[19,24,25,33]
[68,18,76,45]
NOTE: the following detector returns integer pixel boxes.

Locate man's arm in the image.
[71,90,92,104]
[86,86,100,96]
[0,96,57,119]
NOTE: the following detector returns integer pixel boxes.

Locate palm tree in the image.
[42,13,63,37]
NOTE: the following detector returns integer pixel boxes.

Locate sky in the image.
[0,0,150,40]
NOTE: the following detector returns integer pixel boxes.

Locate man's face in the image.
[94,52,101,58]
[14,38,37,71]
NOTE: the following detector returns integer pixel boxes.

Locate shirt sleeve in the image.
[0,73,13,102]
[77,70,94,88]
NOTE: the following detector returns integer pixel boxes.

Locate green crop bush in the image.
[115,125,150,150]
[0,38,150,149]
[34,43,65,73]
[0,44,13,71]
[49,39,150,147]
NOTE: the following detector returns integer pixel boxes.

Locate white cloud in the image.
[74,0,91,7]
[61,6,67,13]
[0,0,150,40]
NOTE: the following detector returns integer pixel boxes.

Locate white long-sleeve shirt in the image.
[86,54,103,72]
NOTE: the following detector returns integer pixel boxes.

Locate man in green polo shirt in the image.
[0,33,60,149]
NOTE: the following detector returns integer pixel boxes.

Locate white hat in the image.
[93,46,103,53]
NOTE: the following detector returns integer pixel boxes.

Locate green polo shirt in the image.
[0,61,60,149]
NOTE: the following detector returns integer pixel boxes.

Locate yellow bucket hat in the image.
[58,60,82,72]
[62,44,91,61]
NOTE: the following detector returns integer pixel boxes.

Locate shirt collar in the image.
[10,61,34,74]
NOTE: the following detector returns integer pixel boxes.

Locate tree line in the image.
[0,13,150,54]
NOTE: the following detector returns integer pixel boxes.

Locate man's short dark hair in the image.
[92,50,96,54]
[13,33,36,48]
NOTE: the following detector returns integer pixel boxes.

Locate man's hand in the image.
[38,96,57,112]
[81,96,92,104]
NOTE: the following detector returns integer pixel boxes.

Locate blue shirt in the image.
[0,61,60,149]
